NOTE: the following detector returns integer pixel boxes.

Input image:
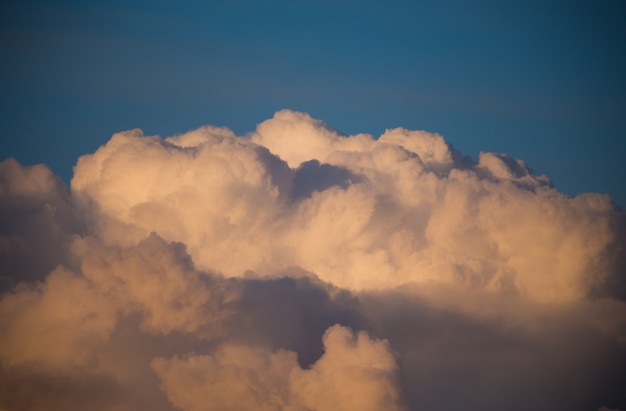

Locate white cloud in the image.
[251,109,376,168]
[0,233,237,373]
[71,126,292,277]
[152,324,404,411]
[1,110,625,410]
[289,324,403,411]
[69,110,622,303]
[0,265,116,370]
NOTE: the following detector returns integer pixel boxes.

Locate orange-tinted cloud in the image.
[1,111,625,410]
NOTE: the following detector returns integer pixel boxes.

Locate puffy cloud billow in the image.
[1,109,625,411]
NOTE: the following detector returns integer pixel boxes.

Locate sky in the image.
[1,1,626,411]
[1,0,625,205]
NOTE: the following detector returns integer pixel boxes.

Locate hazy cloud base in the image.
[1,110,625,410]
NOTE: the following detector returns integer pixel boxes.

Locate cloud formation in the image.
[0,158,83,289]
[153,325,403,411]
[1,110,625,410]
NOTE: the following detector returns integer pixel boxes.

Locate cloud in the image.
[0,158,84,289]
[288,324,403,411]
[0,233,237,372]
[71,126,293,278]
[359,286,626,410]
[69,109,622,302]
[0,265,116,371]
[152,324,404,411]
[1,110,625,410]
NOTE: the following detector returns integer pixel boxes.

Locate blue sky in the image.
[1,0,625,205]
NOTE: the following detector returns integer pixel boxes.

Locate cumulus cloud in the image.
[0,158,83,289]
[71,126,292,278]
[152,324,404,411]
[0,233,237,373]
[1,110,625,410]
[69,109,621,302]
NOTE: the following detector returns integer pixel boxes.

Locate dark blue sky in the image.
[2,0,625,205]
